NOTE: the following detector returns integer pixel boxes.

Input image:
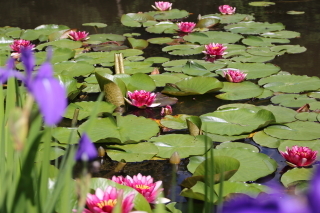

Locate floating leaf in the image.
[271,94,317,108]
[196,18,220,28]
[224,22,284,34]
[253,131,283,148]
[249,1,275,6]
[150,134,212,158]
[121,13,155,27]
[201,14,255,24]
[146,9,190,20]
[261,30,300,39]
[216,142,259,152]
[242,36,289,46]
[216,81,264,100]
[53,61,95,77]
[149,74,182,87]
[82,22,107,28]
[183,31,243,45]
[201,107,275,136]
[52,127,80,144]
[162,44,203,56]
[147,37,174,44]
[287,11,305,15]
[146,21,179,34]
[206,132,248,143]
[160,114,192,130]
[128,37,148,50]
[258,105,297,124]
[281,167,314,188]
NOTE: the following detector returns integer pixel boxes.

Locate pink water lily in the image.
[161,105,172,116]
[152,1,172,11]
[219,5,236,15]
[280,146,318,167]
[10,39,35,53]
[112,173,163,203]
[83,186,134,213]
[125,90,160,108]
[68,30,89,41]
[177,22,196,33]
[203,43,227,57]
[224,69,247,83]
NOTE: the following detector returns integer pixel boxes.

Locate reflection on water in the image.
[3,0,320,202]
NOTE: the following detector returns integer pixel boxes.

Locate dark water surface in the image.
[2,0,320,202]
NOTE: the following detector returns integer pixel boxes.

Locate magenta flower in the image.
[10,39,35,53]
[126,90,160,108]
[161,105,172,116]
[202,43,227,57]
[111,173,163,203]
[68,30,89,41]
[224,69,247,83]
[219,5,236,15]
[0,48,67,126]
[152,1,172,11]
[280,146,318,167]
[83,186,134,213]
[75,134,98,161]
[177,22,196,33]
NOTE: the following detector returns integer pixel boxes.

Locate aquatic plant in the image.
[219,5,236,15]
[69,30,89,41]
[176,22,196,33]
[280,146,318,167]
[224,69,247,83]
[125,90,159,108]
[111,173,163,203]
[152,1,172,11]
[161,105,172,116]
[75,133,98,161]
[202,43,227,57]
[10,39,35,53]
[83,186,135,213]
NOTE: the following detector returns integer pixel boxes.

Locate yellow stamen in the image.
[136,184,150,190]
[97,199,117,209]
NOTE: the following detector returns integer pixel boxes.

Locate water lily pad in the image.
[121,13,155,27]
[106,142,159,162]
[160,114,192,129]
[249,1,275,6]
[146,21,179,34]
[82,22,107,28]
[36,39,82,50]
[35,48,75,64]
[216,142,259,152]
[201,14,255,24]
[287,11,305,15]
[183,31,243,45]
[224,21,284,34]
[64,101,116,120]
[196,18,220,28]
[89,34,126,42]
[309,102,320,111]
[52,127,80,144]
[144,57,169,63]
[216,81,264,100]
[163,59,225,73]
[53,61,95,77]
[271,94,317,108]
[161,76,223,96]
[307,92,320,99]
[258,105,297,124]
[162,44,203,56]
[261,30,300,39]
[149,74,182,87]
[295,112,319,122]
[78,115,159,143]
[264,121,320,140]
[253,131,283,148]
[128,37,148,50]
[217,62,280,79]
[188,148,277,181]
[147,37,174,44]
[242,36,289,46]
[270,45,306,54]
[118,73,156,92]
[206,132,249,143]
[200,107,275,136]
[281,167,314,188]
[146,9,190,20]
[150,134,212,158]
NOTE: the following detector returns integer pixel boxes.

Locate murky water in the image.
[2,0,320,202]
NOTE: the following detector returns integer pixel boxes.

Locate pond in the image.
[2,0,320,212]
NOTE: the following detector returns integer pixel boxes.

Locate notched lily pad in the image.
[216,81,264,100]
[183,31,243,45]
[224,21,284,34]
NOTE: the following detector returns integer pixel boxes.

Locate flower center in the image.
[135,184,150,190]
[211,47,219,50]
[97,199,117,209]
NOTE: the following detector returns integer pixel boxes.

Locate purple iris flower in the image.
[307,165,320,212]
[75,133,97,161]
[0,47,67,126]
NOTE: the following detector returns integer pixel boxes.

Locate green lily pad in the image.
[162,44,203,56]
[147,37,174,44]
[287,11,305,15]
[162,76,223,96]
[258,105,297,124]
[309,102,320,111]
[270,45,306,54]
[53,61,95,77]
[205,132,249,143]
[271,94,317,108]
[201,107,275,136]
[106,142,159,162]
[64,101,116,120]
[36,39,82,50]
[36,145,66,162]
[188,148,277,181]
[150,134,212,158]
[249,1,275,6]
[213,181,268,198]
[183,31,243,45]
[88,34,126,42]
[35,48,75,64]
[253,131,283,148]
[295,112,319,122]
[149,74,182,87]
[146,9,190,20]
[201,14,255,24]
[242,36,289,46]
[163,59,225,73]
[117,73,156,92]
[216,142,259,152]
[160,114,192,130]
[264,121,320,140]
[281,167,315,188]
[78,115,159,143]
[217,62,280,79]
[121,13,155,27]
[261,30,300,39]
[216,81,264,100]
[146,21,179,34]
[52,127,80,144]
[144,57,169,63]
[82,22,107,28]
[196,18,220,28]
[224,21,284,34]
[128,37,148,50]
[307,92,320,99]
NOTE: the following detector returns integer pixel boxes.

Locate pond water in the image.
[3,0,320,205]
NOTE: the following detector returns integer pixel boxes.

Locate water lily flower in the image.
[161,105,172,116]
[177,22,196,33]
[0,48,67,126]
[203,43,227,57]
[75,133,98,161]
[10,39,35,53]
[83,186,135,213]
[125,90,160,108]
[68,30,89,41]
[219,5,236,15]
[111,173,163,203]
[280,146,318,167]
[152,1,172,11]
[224,69,247,83]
